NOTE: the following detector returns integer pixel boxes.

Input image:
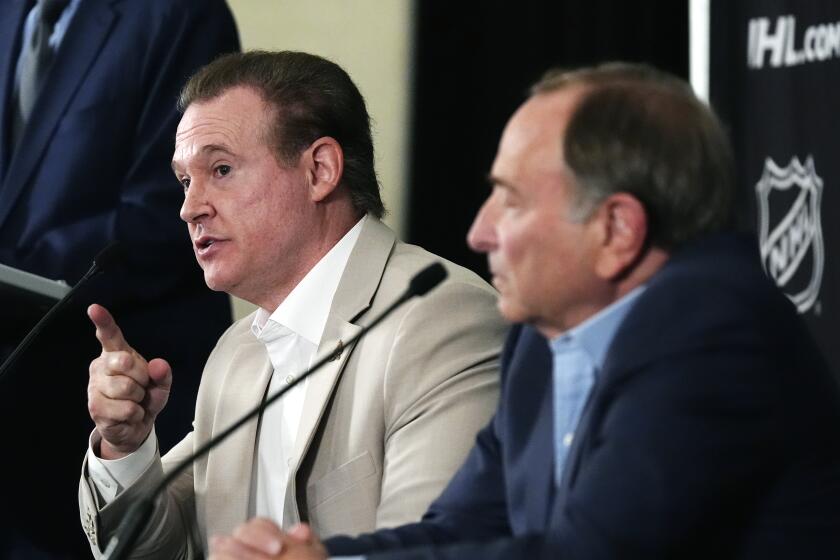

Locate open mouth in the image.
[195,236,223,254]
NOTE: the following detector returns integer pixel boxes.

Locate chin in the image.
[497,298,528,325]
[202,272,234,294]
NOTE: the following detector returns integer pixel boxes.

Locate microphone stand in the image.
[102,262,447,560]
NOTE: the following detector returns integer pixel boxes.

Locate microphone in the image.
[0,242,123,383]
[101,262,448,560]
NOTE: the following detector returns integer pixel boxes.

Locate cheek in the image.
[497,224,531,272]
[499,229,555,303]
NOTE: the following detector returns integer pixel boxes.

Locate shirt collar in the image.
[550,285,646,371]
[251,216,366,345]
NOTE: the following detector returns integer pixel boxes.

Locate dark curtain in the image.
[407,0,689,278]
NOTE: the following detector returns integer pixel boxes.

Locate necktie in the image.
[11,0,69,148]
[552,342,595,486]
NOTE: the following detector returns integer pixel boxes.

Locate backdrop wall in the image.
[709,0,840,380]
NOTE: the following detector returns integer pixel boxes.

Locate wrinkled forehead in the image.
[173,87,273,163]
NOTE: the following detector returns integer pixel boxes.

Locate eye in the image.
[180,176,191,190]
[214,164,231,177]
[497,187,517,208]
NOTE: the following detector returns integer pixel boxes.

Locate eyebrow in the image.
[201,143,235,157]
[486,174,517,192]
[171,143,235,173]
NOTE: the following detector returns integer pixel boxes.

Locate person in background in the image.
[0,0,238,557]
[209,62,840,560]
[78,51,504,559]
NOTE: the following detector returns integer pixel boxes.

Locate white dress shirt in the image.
[87,216,366,528]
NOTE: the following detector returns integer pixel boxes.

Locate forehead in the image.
[493,87,586,176]
[174,86,272,161]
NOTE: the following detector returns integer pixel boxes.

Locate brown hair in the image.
[532,63,735,249]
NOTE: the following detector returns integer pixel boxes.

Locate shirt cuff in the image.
[86,428,158,503]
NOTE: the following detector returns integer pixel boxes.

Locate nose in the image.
[467,195,499,254]
[179,179,213,224]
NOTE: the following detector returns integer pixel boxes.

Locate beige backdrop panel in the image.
[226,0,415,319]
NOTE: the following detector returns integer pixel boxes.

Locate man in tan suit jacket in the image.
[78,51,503,558]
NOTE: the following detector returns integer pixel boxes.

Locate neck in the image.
[536,247,670,340]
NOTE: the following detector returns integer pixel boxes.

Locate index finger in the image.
[88,304,130,352]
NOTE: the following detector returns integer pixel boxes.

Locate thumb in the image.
[148,358,172,388]
[145,358,172,416]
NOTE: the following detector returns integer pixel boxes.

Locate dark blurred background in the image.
[407,1,688,278]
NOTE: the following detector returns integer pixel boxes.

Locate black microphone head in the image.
[92,241,124,274]
[409,263,447,297]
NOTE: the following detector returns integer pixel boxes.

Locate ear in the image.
[305,137,344,202]
[591,193,648,280]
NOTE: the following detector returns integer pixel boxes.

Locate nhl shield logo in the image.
[755,156,825,313]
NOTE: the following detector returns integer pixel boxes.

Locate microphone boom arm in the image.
[0,242,122,383]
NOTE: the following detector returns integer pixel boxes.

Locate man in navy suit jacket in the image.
[0,0,237,557]
[210,64,840,559]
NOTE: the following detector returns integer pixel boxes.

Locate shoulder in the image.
[620,233,795,346]
[373,239,503,338]
[606,232,828,390]
[347,223,501,325]
[384,239,498,298]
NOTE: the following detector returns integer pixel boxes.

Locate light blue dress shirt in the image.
[549,286,645,485]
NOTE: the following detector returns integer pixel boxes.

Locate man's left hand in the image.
[209,519,328,560]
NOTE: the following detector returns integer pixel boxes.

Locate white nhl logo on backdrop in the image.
[756,156,825,313]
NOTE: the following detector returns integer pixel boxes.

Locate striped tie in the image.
[11,0,70,148]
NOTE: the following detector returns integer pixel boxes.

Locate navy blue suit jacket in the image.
[0,1,237,556]
[327,233,840,559]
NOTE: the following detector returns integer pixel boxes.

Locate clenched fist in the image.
[87,304,172,459]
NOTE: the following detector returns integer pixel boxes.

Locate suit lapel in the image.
[203,334,274,539]
[554,371,605,517]
[559,335,637,495]
[0,0,116,227]
[0,0,30,179]
[284,217,396,525]
[509,328,557,532]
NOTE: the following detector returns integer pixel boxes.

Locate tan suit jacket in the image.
[79,218,504,558]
